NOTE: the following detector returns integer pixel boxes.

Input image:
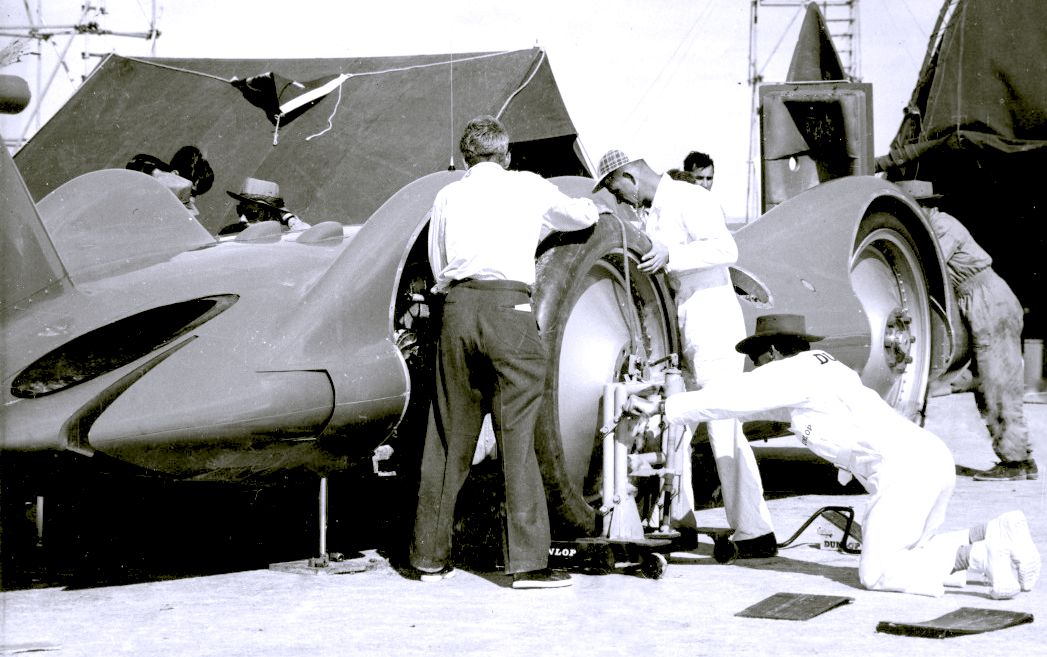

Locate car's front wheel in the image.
[533,214,679,536]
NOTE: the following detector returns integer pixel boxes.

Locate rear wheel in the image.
[533,215,679,536]
[849,213,931,422]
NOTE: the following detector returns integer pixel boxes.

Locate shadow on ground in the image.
[1,438,851,590]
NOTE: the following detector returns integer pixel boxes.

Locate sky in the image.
[0,0,946,220]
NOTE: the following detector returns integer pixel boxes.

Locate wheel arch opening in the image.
[858,197,948,308]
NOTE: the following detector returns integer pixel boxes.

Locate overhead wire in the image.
[621,0,715,135]
[120,50,525,145]
[755,4,804,80]
[121,49,517,85]
[496,49,545,120]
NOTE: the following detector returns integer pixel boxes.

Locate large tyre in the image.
[850,212,932,422]
[533,215,679,536]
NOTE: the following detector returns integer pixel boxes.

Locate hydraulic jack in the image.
[549,355,692,579]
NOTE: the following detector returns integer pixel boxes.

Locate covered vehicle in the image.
[3,45,967,538]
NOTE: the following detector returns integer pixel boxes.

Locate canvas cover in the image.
[877,0,1047,334]
[882,0,1047,168]
[14,48,589,235]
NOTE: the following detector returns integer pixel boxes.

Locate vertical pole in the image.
[35,495,45,547]
[746,0,761,222]
[318,476,328,559]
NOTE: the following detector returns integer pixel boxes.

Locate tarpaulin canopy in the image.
[880,0,1047,169]
[15,48,589,234]
[877,0,1047,336]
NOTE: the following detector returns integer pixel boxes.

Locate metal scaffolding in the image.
[745,0,860,220]
[0,1,160,151]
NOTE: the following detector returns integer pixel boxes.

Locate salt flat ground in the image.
[1,392,1044,657]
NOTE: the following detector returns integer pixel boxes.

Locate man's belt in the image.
[447,278,532,296]
[671,267,731,298]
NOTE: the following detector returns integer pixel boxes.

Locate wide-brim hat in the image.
[894,179,943,203]
[592,149,642,192]
[735,313,824,355]
[226,177,284,208]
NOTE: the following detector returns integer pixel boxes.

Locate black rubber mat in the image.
[876,607,1034,638]
[735,592,854,620]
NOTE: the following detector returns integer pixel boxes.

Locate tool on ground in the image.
[713,505,862,564]
[778,506,861,553]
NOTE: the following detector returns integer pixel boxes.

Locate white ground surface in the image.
[1,392,1044,657]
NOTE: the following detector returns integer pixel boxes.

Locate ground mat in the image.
[735,592,854,620]
[875,607,1033,638]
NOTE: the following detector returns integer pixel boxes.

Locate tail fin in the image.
[786,3,847,82]
[1,75,69,311]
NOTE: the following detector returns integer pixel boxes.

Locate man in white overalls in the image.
[627,313,1040,598]
[593,150,776,557]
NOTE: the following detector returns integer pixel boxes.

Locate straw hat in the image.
[226,177,284,208]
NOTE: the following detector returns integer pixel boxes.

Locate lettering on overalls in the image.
[801,424,813,446]
[813,352,837,365]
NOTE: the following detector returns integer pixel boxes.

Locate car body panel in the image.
[2,138,967,482]
[732,174,962,374]
[1,154,463,480]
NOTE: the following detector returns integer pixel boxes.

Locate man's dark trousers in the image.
[410,279,551,574]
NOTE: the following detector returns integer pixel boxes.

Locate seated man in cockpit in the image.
[219,177,310,236]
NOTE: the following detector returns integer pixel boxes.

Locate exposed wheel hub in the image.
[883,308,915,371]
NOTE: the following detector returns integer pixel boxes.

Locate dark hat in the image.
[894,179,943,203]
[735,314,824,355]
[169,145,214,196]
[125,153,169,174]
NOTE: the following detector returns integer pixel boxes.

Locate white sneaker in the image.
[969,540,1020,600]
[511,569,572,589]
[418,565,457,582]
[987,510,1041,591]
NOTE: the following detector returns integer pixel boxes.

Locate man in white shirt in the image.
[410,116,600,589]
[627,313,1041,598]
[593,149,775,557]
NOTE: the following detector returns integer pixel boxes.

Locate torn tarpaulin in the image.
[231,71,350,126]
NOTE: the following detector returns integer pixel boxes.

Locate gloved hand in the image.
[622,395,661,417]
[280,211,311,231]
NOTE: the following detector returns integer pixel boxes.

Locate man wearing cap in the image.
[592,149,774,554]
[219,177,310,235]
[897,180,1036,482]
[626,313,1041,598]
[409,115,601,589]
